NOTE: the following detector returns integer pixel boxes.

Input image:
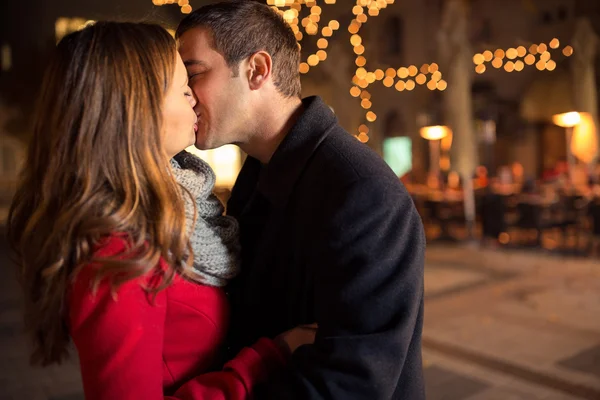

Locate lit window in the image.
[184,145,242,189]
[1,44,11,71]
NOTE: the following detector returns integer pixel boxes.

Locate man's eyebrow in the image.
[184,60,208,67]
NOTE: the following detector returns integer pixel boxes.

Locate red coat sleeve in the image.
[69,267,286,400]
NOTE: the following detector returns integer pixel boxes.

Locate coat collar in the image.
[235,96,337,209]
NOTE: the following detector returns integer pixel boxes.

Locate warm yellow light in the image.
[437,80,448,91]
[397,67,409,78]
[546,59,556,71]
[322,27,333,37]
[440,156,451,171]
[492,58,503,68]
[307,54,319,66]
[358,132,369,143]
[282,9,295,22]
[420,63,430,74]
[366,111,377,122]
[329,20,340,30]
[178,0,189,5]
[311,5,322,15]
[428,63,439,73]
[416,74,427,84]
[317,50,327,61]
[563,45,574,56]
[299,62,310,74]
[540,51,551,62]
[317,38,329,49]
[360,90,371,100]
[186,145,241,188]
[374,69,385,80]
[357,13,368,23]
[408,65,418,76]
[538,43,548,53]
[350,34,362,46]
[406,80,416,91]
[359,123,369,133]
[350,86,361,97]
[354,45,365,55]
[529,44,538,54]
[482,51,493,62]
[475,64,486,74]
[356,67,367,79]
[431,71,442,81]
[536,60,546,70]
[514,60,524,71]
[552,112,581,128]
[386,67,396,78]
[306,23,318,35]
[494,49,505,59]
[383,77,394,87]
[355,56,366,66]
[348,22,360,34]
[420,125,450,140]
[368,8,379,16]
[550,38,560,49]
[504,61,515,72]
[524,54,536,65]
[295,32,304,41]
[352,5,363,15]
[361,99,372,109]
[366,72,376,83]
[395,80,405,91]
[506,48,518,59]
[473,53,485,65]
[517,46,527,57]
[427,79,437,90]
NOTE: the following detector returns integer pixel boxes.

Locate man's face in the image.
[178,27,250,150]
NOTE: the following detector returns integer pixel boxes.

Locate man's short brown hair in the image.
[177,0,301,98]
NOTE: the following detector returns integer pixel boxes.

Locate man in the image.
[176,1,426,398]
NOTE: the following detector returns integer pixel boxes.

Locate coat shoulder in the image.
[310,125,402,189]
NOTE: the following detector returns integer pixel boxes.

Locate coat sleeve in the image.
[257,176,426,399]
[69,266,286,400]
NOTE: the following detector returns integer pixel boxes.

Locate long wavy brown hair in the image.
[7,21,192,366]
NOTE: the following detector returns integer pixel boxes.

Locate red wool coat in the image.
[68,235,286,399]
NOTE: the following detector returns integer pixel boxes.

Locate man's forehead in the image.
[178,27,211,49]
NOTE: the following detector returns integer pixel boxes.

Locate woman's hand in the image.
[274,323,318,357]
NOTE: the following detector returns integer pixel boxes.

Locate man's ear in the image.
[246,51,272,91]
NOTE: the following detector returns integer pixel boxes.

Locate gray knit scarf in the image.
[170,151,240,287]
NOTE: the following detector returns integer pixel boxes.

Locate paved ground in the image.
[0,233,599,399]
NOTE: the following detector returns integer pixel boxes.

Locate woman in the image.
[7,21,313,399]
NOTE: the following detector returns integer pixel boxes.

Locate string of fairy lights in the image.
[472,39,574,74]
[149,0,575,144]
[152,0,193,14]
[267,0,341,73]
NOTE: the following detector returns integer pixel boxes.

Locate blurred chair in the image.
[481,192,507,244]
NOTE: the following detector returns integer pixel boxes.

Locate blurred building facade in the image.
[298,0,600,181]
[1,0,599,191]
